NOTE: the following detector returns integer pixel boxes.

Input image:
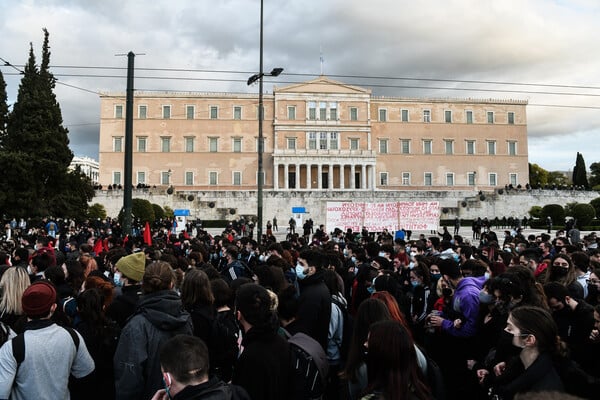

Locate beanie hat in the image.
[115,252,146,282]
[22,281,57,318]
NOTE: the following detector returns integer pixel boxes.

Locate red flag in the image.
[183,230,190,240]
[93,238,103,256]
[143,221,152,246]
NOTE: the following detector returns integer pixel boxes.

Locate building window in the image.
[468,172,476,186]
[466,140,475,155]
[113,137,123,152]
[350,138,359,150]
[209,171,218,185]
[138,105,147,119]
[209,138,218,152]
[489,173,497,186]
[508,141,517,156]
[329,102,338,120]
[401,109,409,122]
[445,110,452,123]
[379,139,389,154]
[137,137,147,153]
[446,173,454,186]
[349,107,358,121]
[379,108,387,122]
[210,106,218,119]
[186,105,195,120]
[402,172,411,185]
[115,105,123,119]
[161,171,170,185]
[445,140,454,155]
[137,171,145,184]
[287,106,296,120]
[163,105,171,119]
[466,110,473,124]
[185,137,194,152]
[287,137,296,150]
[423,109,431,123]
[487,140,496,155]
[508,112,515,125]
[319,102,327,120]
[401,139,410,154]
[330,132,338,150]
[424,172,433,186]
[233,138,242,153]
[308,132,317,150]
[185,171,194,186]
[319,132,328,149]
[487,111,494,124]
[113,171,121,185]
[308,102,317,120]
[234,106,242,120]
[233,171,242,186]
[423,140,432,155]
[379,172,388,186]
[161,137,171,153]
[509,173,517,186]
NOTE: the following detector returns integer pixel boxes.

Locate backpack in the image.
[419,349,445,400]
[283,329,329,400]
[331,296,353,367]
[209,310,239,382]
[12,326,80,371]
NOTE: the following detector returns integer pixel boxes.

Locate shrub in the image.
[541,204,565,224]
[163,206,174,218]
[590,198,600,222]
[571,203,596,227]
[87,203,107,220]
[529,206,543,219]
[152,203,165,220]
[119,198,155,224]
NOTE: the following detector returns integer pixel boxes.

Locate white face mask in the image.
[378,252,386,257]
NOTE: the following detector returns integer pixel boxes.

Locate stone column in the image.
[273,163,279,190]
[328,164,334,189]
[350,164,355,189]
[284,164,289,190]
[306,164,312,189]
[317,164,322,189]
[295,164,300,189]
[340,164,345,189]
[361,165,367,189]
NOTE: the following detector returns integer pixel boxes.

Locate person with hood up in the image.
[114,261,193,400]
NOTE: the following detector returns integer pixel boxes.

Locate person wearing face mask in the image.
[478,306,566,399]
[543,282,595,370]
[585,270,600,306]
[545,254,584,300]
[295,249,332,352]
[408,262,432,343]
[105,252,145,329]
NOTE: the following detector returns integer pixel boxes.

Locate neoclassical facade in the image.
[98,77,528,192]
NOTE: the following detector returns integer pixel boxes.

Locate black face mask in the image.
[551,266,569,278]
[588,285,599,298]
[442,287,453,298]
[498,330,523,355]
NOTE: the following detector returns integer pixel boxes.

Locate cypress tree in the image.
[1,29,92,218]
[0,70,8,145]
[573,152,589,188]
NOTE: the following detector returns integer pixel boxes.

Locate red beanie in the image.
[22,281,57,318]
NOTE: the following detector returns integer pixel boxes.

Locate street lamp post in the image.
[248,0,283,245]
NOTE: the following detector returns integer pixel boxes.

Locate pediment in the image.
[275,76,371,95]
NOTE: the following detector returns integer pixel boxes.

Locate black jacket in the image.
[297,269,332,351]
[173,377,250,400]
[105,284,142,328]
[114,290,193,400]
[232,325,291,400]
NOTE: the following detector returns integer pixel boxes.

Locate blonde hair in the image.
[0,267,31,316]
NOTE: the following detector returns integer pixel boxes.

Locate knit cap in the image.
[115,252,146,282]
[22,281,57,318]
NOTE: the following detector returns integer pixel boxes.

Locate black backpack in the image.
[283,329,329,400]
[209,310,239,382]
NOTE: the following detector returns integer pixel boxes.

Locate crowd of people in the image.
[0,215,599,399]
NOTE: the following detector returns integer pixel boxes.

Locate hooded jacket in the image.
[441,275,485,337]
[114,290,193,400]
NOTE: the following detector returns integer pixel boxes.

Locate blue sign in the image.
[174,209,190,216]
[292,207,306,213]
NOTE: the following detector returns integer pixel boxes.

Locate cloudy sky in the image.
[1,0,599,172]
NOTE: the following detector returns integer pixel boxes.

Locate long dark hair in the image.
[365,320,431,400]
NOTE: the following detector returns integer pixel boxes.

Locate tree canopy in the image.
[572,152,589,188]
[0,29,93,219]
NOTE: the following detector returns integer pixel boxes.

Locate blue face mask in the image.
[295,263,307,280]
[367,286,376,295]
[479,291,494,305]
[411,280,420,288]
[351,256,357,264]
[113,272,123,287]
[378,252,386,257]
[431,273,442,280]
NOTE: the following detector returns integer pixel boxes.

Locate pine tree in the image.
[572,152,589,188]
[0,29,92,218]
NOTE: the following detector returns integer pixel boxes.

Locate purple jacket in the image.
[441,275,485,337]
